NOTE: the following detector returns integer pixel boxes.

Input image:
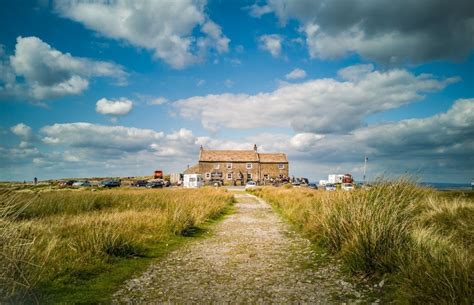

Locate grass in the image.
[0,187,234,303]
[249,181,473,304]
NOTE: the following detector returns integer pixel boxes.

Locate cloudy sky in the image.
[1,0,473,183]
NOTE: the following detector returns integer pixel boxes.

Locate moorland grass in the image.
[249,181,473,304]
[0,187,233,303]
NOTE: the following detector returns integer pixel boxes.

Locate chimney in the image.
[200,145,203,152]
[254,144,257,151]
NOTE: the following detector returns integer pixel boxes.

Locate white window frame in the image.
[227,173,233,180]
[214,163,220,170]
[278,163,285,169]
[247,173,252,180]
[226,163,232,169]
[246,163,252,169]
[205,173,211,179]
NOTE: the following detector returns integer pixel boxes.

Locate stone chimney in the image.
[254,144,257,151]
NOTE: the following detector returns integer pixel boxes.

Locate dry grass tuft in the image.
[249,180,473,303]
[0,187,233,302]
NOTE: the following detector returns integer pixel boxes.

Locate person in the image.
[34,177,38,185]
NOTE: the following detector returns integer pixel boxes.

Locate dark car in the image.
[59,180,76,187]
[146,180,164,188]
[133,180,148,187]
[308,183,318,189]
[99,180,121,188]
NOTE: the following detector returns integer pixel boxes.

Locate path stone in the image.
[113,193,370,304]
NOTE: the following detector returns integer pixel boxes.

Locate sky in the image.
[1,0,473,183]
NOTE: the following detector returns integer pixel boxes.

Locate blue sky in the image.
[1,0,473,183]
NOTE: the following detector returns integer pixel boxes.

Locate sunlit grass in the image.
[0,187,233,303]
[249,181,473,304]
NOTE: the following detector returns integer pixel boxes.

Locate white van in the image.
[183,174,204,188]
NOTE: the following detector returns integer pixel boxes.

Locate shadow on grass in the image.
[181,226,207,237]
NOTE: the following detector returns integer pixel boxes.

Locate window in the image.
[214,163,220,170]
[247,173,252,180]
[227,173,233,180]
[263,174,269,180]
[226,163,232,169]
[205,173,211,179]
[189,178,196,182]
[211,172,223,178]
[246,163,252,169]
[278,163,285,169]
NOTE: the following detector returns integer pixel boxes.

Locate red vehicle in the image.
[342,174,353,184]
[154,170,163,179]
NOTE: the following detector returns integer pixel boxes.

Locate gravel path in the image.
[113,193,371,304]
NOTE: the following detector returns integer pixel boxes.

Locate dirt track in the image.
[113,193,370,304]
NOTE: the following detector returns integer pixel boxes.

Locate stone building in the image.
[184,145,289,185]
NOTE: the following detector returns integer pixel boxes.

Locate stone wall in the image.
[199,161,259,185]
[198,161,289,185]
[260,163,289,181]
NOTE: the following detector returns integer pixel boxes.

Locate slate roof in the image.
[258,153,288,163]
[199,149,288,163]
[200,150,259,162]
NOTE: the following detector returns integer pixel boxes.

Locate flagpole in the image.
[363,156,367,185]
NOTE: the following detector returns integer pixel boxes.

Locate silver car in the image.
[72,181,91,187]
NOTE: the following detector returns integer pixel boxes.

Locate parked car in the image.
[308,183,318,189]
[245,181,257,189]
[146,180,164,188]
[133,180,148,187]
[342,183,354,191]
[72,180,91,187]
[325,183,336,191]
[59,180,76,187]
[99,180,121,188]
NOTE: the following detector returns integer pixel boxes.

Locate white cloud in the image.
[200,20,230,54]
[10,123,33,140]
[96,98,133,116]
[55,0,230,69]
[175,65,458,133]
[0,36,126,101]
[285,68,307,80]
[247,4,273,18]
[355,98,474,155]
[229,58,242,66]
[290,133,324,151]
[224,79,234,88]
[337,64,374,82]
[40,122,164,152]
[148,97,168,105]
[251,0,474,64]
[259,34,282,57]
[197,79,206,87]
